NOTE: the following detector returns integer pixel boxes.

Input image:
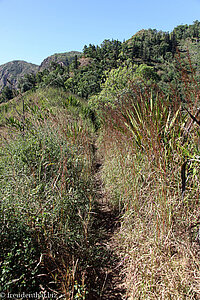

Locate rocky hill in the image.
[0,60,39,90]
[39,51,82,71]
[0,51,82,90]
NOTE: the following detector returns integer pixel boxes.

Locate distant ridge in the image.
[0,20,199,91]
[0,60,38,90]
[0,51,82,90]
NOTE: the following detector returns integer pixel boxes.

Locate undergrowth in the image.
[99,55,200,299]
[0,90,96,298]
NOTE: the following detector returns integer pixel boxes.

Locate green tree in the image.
[18,73,37,93]
[135,64,160,82]
[0,86,14,103]
[89,66,136,109]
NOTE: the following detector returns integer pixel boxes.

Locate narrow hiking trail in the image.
[88,146,127,299]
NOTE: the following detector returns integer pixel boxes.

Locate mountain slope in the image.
[0,51,82,91]
[0,60,39,89]
[39,51,82,70]
[0,21,199,96]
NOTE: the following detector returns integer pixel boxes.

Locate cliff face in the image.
[0,60,39,89]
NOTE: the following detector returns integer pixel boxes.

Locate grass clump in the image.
[99,63,200,298]
[0,94,95,298]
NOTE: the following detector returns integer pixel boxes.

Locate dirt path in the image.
[87,150,127,299]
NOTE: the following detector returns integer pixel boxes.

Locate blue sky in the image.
[0,0,199,65]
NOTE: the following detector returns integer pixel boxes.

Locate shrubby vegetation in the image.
[1,20,199,104]
[98,55,200,298]
[0,20,200,298]
[0,89,98,297]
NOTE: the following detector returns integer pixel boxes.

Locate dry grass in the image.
[99,58,200,299]
[0,91,95,297]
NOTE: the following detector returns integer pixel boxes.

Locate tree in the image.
[73,55,79,70]
[170,32,177,56]
[18,73,36,93]
[135,64,160,82]
[89,66,136,108]
[0,86,14,103]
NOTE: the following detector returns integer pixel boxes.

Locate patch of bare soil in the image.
[87,153,127,299]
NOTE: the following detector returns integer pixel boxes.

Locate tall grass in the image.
[99,59,200,298]
[0,92,95,298]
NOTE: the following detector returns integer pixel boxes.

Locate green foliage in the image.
[173,20,200,41]
[64,95,97,126]
[65,64,102,98]
[135,64,160,82]
[0,86,15,103]
[0,21,200,298]
[3,20,198,104]
[0,99,95,294]
[18,73,37,92]
[0,216,41,292]
[83,39,122,69]
[89,66,134,110]
[18,62,69,92]
[122,28,177,63]
[88,64,159,113]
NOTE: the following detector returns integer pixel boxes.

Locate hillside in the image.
[0,21,200,100]
[0,51,82,91]
[0,60,39,89]
[39,51,82,71]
